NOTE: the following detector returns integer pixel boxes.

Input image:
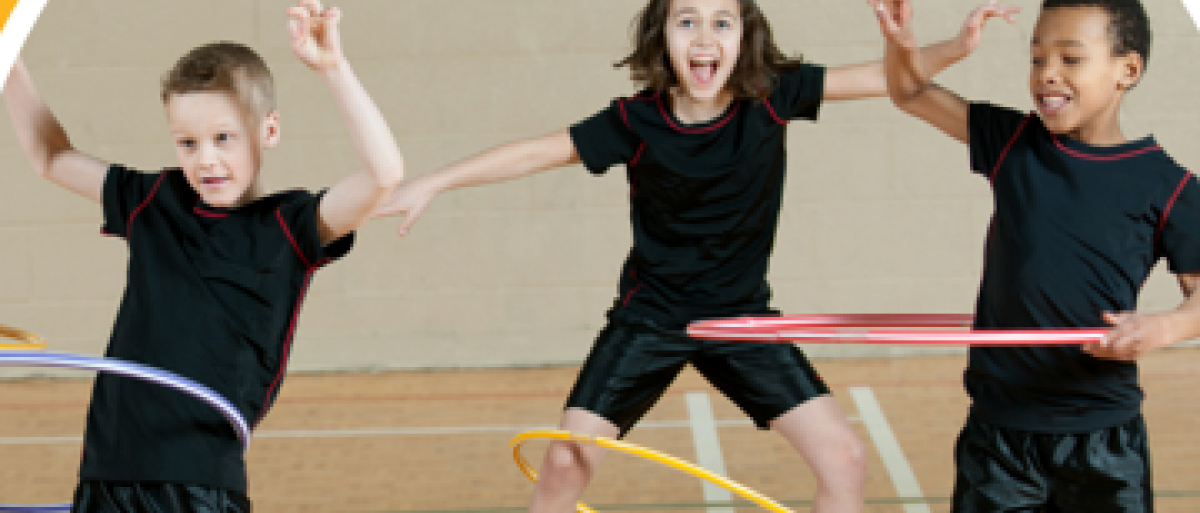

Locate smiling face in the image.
[1030,6,1142,143]
[664,0,743,101]
[166,91,279,208]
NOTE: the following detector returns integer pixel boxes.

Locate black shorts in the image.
[952,414,1152,513]
[565,315,829,436]
[73,481,252,513]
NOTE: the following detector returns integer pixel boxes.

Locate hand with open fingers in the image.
[956,0,1021,57]
[869,0,917,50]
[287,0,345,72]
[373,181,435,235]
[1085,311,1179,361]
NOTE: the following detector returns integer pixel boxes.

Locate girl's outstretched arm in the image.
[824,0,1019,103]
[823,39,965,102]
[374,129,579,235]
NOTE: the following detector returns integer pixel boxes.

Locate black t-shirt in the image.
[967,103,1200,433]
[570,64,826,329]
[81,165,353,491]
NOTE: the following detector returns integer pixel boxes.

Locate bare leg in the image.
[771,396,867,513]
[527,408,622,513]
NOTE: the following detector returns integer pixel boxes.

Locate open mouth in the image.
[200,177,230,187]
[689,58,720,87]
[1037,94,1072,116]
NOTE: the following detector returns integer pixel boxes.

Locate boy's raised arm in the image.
[4,58,110,203]
[869,0,1017,144]
[288,1,405,244]
[823,0,1018,103]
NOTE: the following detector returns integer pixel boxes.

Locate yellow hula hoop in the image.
[511,430,793,513]
[0,324,46,350]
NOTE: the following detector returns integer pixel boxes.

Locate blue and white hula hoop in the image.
[0,326,250,512]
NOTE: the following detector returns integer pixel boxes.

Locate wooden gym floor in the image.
[3,349,1200,512]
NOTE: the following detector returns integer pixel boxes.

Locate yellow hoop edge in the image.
[511,430,793,513]
[0,324,46,350]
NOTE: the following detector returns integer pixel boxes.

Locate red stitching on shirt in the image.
[1156,173,1192,254]
[656,92,740,134]
[1051,135,1161,161]
[275,207,315,270]
[630,142,646,167]
[622,283,643,307]
[124,169,171,242]
[617,94,658,128]
[989,114,1034,183]
[622,269,642,306]
[193,206,229,219]
[256,206,332,425]
[763,99,787,125]
[253,268,315,427]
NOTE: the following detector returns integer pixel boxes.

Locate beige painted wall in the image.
[1,0,1198,376]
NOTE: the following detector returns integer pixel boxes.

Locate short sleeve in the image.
[1160,174,1200,274]
[569,100,642,175]
[769,64,826,121]
[102,164,166,238]
[969,102,1033,177]
[274,190,354,269]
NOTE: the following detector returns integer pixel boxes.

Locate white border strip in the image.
[685,392,734,513]
[1181,0,1200,30]
[849,387,930,513]
[0,0,48,88]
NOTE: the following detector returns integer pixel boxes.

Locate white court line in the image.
[849,387,931,513]
[257,419,756,439]
[0,417,863,445]
[685,392,734,513]
[0,419,760,445]
[0,416,864,445]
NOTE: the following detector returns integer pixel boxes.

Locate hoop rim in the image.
[0,351,249,448]
[511,430,792,513]
[0,350,251,512]
[687,314,1107,345]
[0,324,46,350]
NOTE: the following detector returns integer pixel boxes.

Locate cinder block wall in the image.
[2,0,1198,375]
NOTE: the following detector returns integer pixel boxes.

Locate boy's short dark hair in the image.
[161,41,275,119]
[1042,0,1151,68]
[616,0,805,100]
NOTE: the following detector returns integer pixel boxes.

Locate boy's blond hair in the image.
[161,41,275,120]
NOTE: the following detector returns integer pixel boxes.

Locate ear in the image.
[259,111,281,148]
[1117,52,1144,90]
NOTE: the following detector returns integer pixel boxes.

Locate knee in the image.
[841,437,868,476]
[542,441,593,479]
[821,435,869,483]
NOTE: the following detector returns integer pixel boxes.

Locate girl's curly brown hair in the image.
[616,0,805,99]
